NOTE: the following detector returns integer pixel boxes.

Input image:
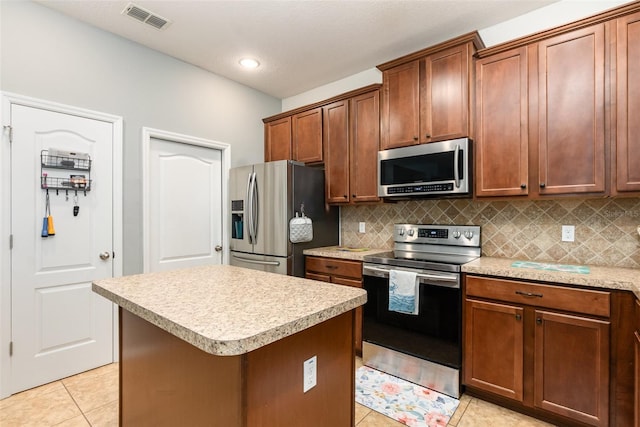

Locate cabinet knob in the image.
[515,314,522,321]
[520,184,527,189]
[352,194,356,198]
[413,136,418,141]
[536,317,542,325]
[540,182,546,188]
[425,134,431,139]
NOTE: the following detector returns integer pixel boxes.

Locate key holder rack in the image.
[40,149,92,196]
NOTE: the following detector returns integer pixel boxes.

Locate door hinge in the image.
[9,234,13,250]
[9,341,13,356]
[3,125,12,143]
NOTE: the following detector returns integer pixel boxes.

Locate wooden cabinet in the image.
[379,32,482,150]
[464,275,611,427]
[635,298,640,427]
[264,116,291,162]
[292,108,323,163]
[475,23,607,198]
[324,90,380,204]
[305,256,363,354]
[614,11,640,194]
[422,43,471,142]
[535,24,606,196]
[475,47,529,197]
[380,61,420,149]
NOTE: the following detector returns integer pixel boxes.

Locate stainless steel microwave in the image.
[378,138,472,198]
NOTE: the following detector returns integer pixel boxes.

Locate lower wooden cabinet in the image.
[305,256,363,354]
[635,298,640,427]
[464,275,611,427]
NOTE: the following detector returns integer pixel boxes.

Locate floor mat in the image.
[355,366,459,427]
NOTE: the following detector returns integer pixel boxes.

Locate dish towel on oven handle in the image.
[388,269,419,315]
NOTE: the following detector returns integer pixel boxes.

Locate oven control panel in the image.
[395,224,480,247]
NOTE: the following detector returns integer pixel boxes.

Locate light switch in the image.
[303,356,317,393]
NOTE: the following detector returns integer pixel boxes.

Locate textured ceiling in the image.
[37,0,559,99]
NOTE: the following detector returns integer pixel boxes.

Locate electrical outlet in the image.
[303,356,317,393]
[561,225,575,242]
[358,222,366,233]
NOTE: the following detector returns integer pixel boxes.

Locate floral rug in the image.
[355,366,459,427]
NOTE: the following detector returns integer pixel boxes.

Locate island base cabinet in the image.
[120,308,355,427]
[534,311,610,427]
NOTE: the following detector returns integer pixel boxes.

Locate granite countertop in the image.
[92,265,367,356]
[463,257,640,299]
[303,246,389,262]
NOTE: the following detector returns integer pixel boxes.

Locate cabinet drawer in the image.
[305,256,362,279]
[466,276,610,318]
[332,276,362,288]
[306,272,331,283]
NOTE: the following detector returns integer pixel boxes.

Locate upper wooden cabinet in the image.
[614,11,640,194]
[324,89,380,204]
[292,108,323,163]
[378,32,483,150]
[264,116,292,162]
[535,24,606,196]
[475,2,640,199]
[475,47,529,197]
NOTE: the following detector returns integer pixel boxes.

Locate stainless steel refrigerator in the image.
[229,160,339,277]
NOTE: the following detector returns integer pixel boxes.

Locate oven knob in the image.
[408,229,415,237]
[398,229,405,236]
[452,231,461,239]
[464,230,474,240]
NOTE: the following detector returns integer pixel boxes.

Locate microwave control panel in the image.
[387,183,454,194]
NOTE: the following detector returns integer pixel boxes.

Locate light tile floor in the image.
[0,360,554,426]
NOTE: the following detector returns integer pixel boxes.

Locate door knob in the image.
[99,252,111,260]
[214,245,223,252]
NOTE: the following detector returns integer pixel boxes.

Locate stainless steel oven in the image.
[362,224,481,398]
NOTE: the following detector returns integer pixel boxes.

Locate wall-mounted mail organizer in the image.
[40,149,92,196]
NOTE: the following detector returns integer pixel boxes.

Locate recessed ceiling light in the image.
[239,58,260,69]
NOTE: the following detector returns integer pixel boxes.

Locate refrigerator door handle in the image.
[251,171,259,245]
[246,173,254,244]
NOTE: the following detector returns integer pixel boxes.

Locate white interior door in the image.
[10,104,115,394]
[146,136,223,272]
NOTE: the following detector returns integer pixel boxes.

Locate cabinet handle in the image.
[536,317,543,325]
[413,136,418,141]
[515,290,543,298]
[515,314,522,321]
[520,184,527,189]
[326,265,338,270]
[540,182,546,188]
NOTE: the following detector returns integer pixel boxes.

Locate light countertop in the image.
[303,246,389,262]
[92,265,367,356]
[463,257,640,299]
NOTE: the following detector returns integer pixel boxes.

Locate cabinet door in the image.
[350,90,380,203]
[536,24,606,195]
[475,47,529,197]
[616,12,640,193]
[381,61,420,149]
[264,117,292,162]
[464,299,524,401]
[422,43,470,143]
[635,329,640,427]
[323,100,350,204]
[292,108,323,164]
[534,310,609,427]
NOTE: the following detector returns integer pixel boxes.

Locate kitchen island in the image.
[92,265,367,427]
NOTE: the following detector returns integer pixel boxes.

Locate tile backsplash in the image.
[341,198,640,269]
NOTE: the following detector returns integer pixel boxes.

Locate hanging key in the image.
[73,195,79,217]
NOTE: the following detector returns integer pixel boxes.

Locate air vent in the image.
[122,3,171,30]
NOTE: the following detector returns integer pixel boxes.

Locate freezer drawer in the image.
[230,252,289,276]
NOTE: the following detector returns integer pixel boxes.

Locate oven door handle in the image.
[363,266,458,282]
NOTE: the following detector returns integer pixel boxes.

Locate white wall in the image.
[0,0,281,275]
[282,0,632,111]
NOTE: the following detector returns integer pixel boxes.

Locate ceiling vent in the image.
[122,3,171,30]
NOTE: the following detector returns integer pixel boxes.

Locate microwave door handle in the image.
[454,144,460,188]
